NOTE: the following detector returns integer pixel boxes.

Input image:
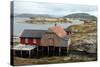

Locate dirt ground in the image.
[13,53,97,66]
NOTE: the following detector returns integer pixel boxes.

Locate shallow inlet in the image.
[13,17,83,36]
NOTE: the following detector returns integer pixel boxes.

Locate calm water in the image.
[14,17,83,36]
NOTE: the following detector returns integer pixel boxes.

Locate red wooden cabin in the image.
[20,30,46,46]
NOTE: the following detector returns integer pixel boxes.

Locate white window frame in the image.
[33,39,37,43]
[25,38,28,43]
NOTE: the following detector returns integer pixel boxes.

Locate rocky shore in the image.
[67,22,97,53]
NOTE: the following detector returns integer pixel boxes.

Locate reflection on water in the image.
[13,17,83,36]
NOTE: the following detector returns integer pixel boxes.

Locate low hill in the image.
[63,13,97,21]
[15,14,52,18]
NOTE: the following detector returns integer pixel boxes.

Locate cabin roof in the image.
[49,25,67,38]
[20,29,72,39]
[20,29,47,38]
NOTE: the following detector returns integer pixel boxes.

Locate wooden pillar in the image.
[13,49,15,56]
[41,46,43,57]
[37,46,38,57]
[67,39,71,56]
[48,46,49,56]
[20,50,22,57]
[29,50,31,58]
[53,46,55,56]
[59,47,61,56]
[67,46,69,56]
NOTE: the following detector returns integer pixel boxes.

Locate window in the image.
[25,39,28,43]
[33,39,37,43]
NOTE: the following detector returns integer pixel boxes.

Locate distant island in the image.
[15,14,52,18]
[14,13,97,24]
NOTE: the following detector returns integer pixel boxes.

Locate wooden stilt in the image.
[31,49,33,58]
[13,50,15,56]
[29,50,31,58]
[67,39,71,56]
[21,50,22,57]
[67,46,69,56]
[37,46,38,57]
[59,47,61,56]
[41,46,43,57]
[53,46,54,56]
[48,46,49,56]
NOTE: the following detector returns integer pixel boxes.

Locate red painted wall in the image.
[20,38,25,44]
[28,39,33,45]
[20,38,41,46]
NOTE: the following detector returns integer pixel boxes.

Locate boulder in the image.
[72,38,97,53]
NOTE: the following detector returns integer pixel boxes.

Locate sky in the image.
[14,1,97,17]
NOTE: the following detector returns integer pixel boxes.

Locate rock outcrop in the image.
[72,37,97,53]
[67,22,97,53]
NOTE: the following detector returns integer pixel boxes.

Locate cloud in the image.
[14,1,97,16]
